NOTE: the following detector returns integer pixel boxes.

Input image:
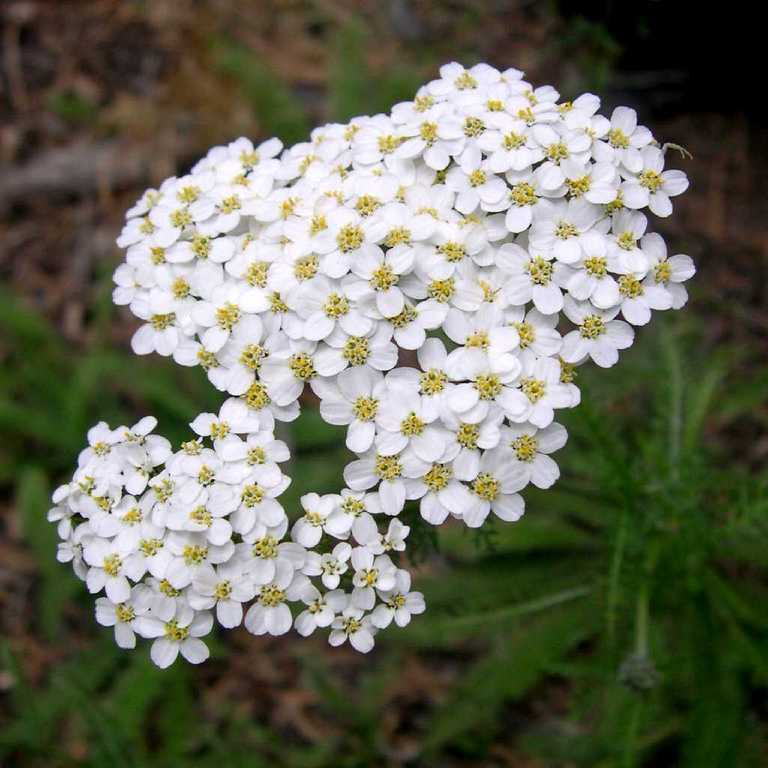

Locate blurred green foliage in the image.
[2,23,767,768]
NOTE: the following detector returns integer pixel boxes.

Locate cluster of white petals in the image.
[50,62,694,666]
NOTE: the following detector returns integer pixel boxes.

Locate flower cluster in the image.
[51,62,694,666]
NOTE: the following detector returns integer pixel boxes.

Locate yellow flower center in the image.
[259,585,286,607]
[343,336,370,366]
[241,483,265,507]
[385,227,412,248]
[512,434,538,462]
[427,276,455,303]
[457,422,479,449]
[164,619,190,642]
[466,330,489,349]
[566,175,591,198]
[469,169,487,187]
[337,224,364,253]
[424,463,451,492]
[355,195,381,217]
[353,396,378,421]
[115,604,135,623]
[555,221,578,240]
[438,241,466,263]
[390,304,418,328]
[294,255,318,281]
[240,343,266,371]
[150,313,175,330]
[475,373,502,400]
[289,352,316,381]
[374,453,402,481]
[527,256,553,285]
[420,369,447,395]
[584,255,607,277]
[509,181,537,206]
[463,116,486,137]
[182,544,208,565]
[608,128,630,149]
[545,142,569,162]
[515,321,535,349]
[216,302,241,330]
[370,264,398,291]
[454,72,478,90]
[580,315,606,339]
[419,121,438,145]
[244,382,271,410]
[617,232,636,251]
[521,377,546,403]
[170,209,193,229]
[639,169,663,192]
[400,412,425,436]
[618,275,644,298]
[472,472,499,501]
[103,554,122,577]
[654,262,672,284]
[252,535,279,558]
[245,261,269,287]
[190,505,212,528]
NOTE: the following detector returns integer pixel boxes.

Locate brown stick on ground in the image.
[0,141,152,214]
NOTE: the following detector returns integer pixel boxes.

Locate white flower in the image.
[445,158,506,214]
[615,271,672,327]
[503,355,575,428]
[95,585,153,649]
[497,242,564,314]
[188,562,256,628]
[258,339,320,406]
[371,569,425,628]
[243,560,305,636]
[447,350,523,424]
[324,490,380,541]
[464,448,527,528]
[621,146,689,217]
[313,324,398,376]
[557,231,620,309]
[504,307,563,359]
[531,123,591,190]
[83,536,142,603]
[561,297,635,368]
[317,542,352,589]
[294,583,337,636]
[135,601,213,668]
[476,114,543,173]
[395,106,465,171]
[608,210,651,273]
[295,276,372,340]
[292,493,336,547]
[313,365,385,453]
[163,531,234,589]
[641,233,695,309]
[328,594,377,653]
[594,106,653,172]
[500,422,568,489]
[529,198,604,265]
[375,381,448,463]
[344,448,427,516]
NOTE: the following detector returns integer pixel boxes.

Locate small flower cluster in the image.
[51,62,694,665]
[50,414,424,666]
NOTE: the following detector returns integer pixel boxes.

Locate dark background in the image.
[1,2,766,767]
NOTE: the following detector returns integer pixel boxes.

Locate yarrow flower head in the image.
[51,62,693,665]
